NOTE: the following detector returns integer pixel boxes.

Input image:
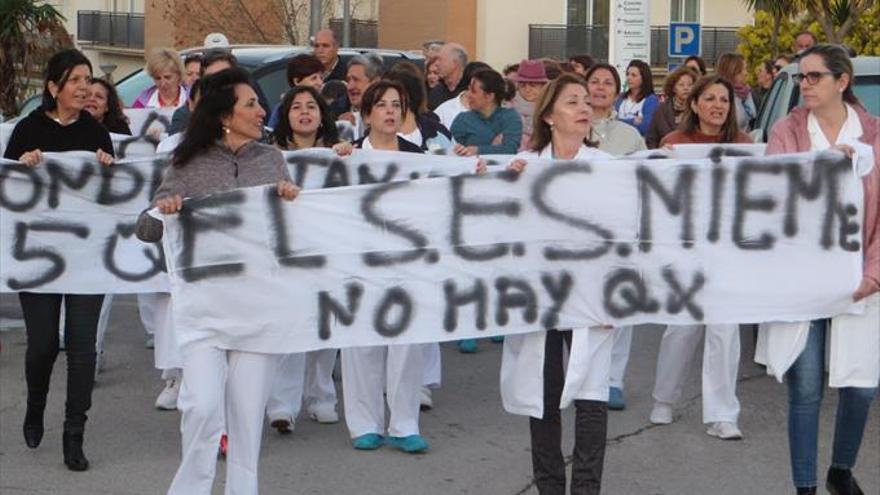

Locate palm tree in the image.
[0,0,69,119]
[801,0,876,43]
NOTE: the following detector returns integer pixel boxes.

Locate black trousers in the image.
[20,292,104,431]
[530,330,608,495]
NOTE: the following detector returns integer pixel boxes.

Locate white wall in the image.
[476,0,567,70]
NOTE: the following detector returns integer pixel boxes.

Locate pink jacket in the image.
[766,105,880,292]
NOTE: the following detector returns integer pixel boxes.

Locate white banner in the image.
[156,149,868,354]
[0,149,479,293]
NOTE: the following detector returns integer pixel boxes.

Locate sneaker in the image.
[608,387,626,410]
[826,467,864,495]
[706,421,743,440]
[386,434,429,454]
[308,408,339,424]
[352,433,384,450]
[419,387,433,411]
[269,416,295,434]
[649,402,674,425]
[458,339,479,353]
[155,378,180,411]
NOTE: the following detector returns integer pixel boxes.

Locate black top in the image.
[4,108,114,159]
[428,78,468,111]
[353,135,425,154]
[105,118,132,136]
[324,57,348,83]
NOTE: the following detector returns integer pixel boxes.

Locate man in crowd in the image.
[338,54,384,140]
[314,29,347,83]
[428,42,469,110]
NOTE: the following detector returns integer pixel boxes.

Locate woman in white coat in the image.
[503,73,616,495]
[757,44,879,495]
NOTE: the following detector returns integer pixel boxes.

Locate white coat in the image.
[755,293,879,388]
[499,144,617,418]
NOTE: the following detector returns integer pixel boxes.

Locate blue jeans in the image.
[785,319,877,488]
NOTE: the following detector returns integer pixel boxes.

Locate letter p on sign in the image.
[668,23,701,58]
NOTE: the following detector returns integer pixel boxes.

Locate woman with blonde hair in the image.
[133,47,187,109]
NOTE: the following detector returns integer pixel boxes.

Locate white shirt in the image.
[398,127,423,148]
[617,96,645,121]
[807,103,864,151]
[435,93,468,131]
[146,85,187,110]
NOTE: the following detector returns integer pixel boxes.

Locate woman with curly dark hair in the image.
[85,78,131,135]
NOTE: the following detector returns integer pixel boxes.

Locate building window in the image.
[671,0,699,22]
[567,0,610,25]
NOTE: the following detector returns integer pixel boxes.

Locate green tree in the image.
[801,0,876,43]
[0,0,71,118]
[740,0,800,57]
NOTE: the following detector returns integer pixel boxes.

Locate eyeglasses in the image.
[792,71,835,85]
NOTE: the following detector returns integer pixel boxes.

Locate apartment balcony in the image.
[77,10,145,50]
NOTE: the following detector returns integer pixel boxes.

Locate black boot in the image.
[62,429,89,471]
[826,467,864,495]
[796,487,816,495]
[23,405,44,448]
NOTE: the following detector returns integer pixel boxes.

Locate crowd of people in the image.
[3,26,878,495]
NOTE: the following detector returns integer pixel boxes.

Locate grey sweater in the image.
[136,140,290,242]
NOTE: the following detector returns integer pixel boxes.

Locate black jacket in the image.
[353,135,425,154]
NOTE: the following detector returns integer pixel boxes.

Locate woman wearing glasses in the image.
[760,44,879,495]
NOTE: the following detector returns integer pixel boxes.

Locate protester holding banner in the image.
[502,73,616,495]
[385,63,454,152]
[85,78,132,135]
[648,73,753,440]
[757,44,879,495]
[132,48,187,110]
[584,64,646,156]
[135,67,300,495]
[645,66,697,149]
[450,68,522,156]
[266,84,352,432]
[615,60,659,137]
[4,48,115,472]
[344,80,430,453]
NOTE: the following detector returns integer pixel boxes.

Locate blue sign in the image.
[669,23,701,57]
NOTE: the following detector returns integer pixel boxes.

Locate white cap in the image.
[204,33,229,48]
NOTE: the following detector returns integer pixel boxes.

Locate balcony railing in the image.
[77,11,144,49]
[529,24,740,67]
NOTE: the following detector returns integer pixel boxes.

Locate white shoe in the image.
[269,415,295,434]
[308,408,339,424]
[419,387,433,410]
[155,378,180,411]
[706,421,743,440]
[649,402,674,425]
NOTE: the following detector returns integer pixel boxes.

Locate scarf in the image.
[733,82,751,101]
[672,97,687,124]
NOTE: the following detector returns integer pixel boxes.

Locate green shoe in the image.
[352,433,384,450]
[386,434,429,454]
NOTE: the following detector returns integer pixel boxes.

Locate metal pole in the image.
[310,0,322,39]
[343,0,351,47]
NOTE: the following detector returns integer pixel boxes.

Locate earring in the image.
[549,122,555,131]
[222,125,230,134]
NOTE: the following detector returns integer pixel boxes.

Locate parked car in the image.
[751,56,879,143]
[13,45,425,121]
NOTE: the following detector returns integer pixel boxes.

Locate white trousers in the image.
[265,353,305,419]
[303,349,339,415]
[608,325,633,389]
[167,347,278,495]
[341,344,424,438]
[422,343,442,389]
[652,324,741,424]
[138,293,182,375]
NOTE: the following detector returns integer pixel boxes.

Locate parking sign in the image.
[669,23,701,57]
